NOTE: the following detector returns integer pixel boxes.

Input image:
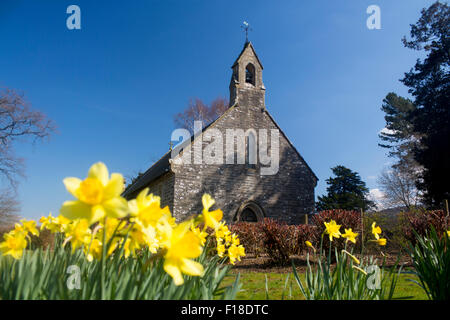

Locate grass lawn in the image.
[222,271,428,300]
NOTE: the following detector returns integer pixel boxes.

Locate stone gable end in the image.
[170,103,316,224]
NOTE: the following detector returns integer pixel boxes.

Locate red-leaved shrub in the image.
[402,210,449,245]
[259,218,293,265]
[231,220,317,264]
[294,224,317,255]
[229,222,264,257]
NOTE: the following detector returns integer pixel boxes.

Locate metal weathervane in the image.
[241,21,252,43]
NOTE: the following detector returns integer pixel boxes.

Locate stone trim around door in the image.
[234,201,265,222]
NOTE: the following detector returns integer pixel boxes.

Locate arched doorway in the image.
[235,201,264,222]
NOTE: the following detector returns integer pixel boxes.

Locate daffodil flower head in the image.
[0,230,28,259]
[84,238,102,262]
[60,162,128,225]
[342,228,358,244]
[40,213,63,233]
[131,221,160,253]
[200,194,223,230]
[65,219,91,253]
[215,221,230,239]
[121,237,138,259]
[216,241,226,258]
[19,219,39,237]
[56,215,71,233]
[305,240,316,252]
[370,238,387,246]
[231,233,240,246]
[191,226,208,247]
[228,244,245,265]
[324,220,342,241]
[128,188,170,227]
[352,265,368,275]
[342,249,360,264]
[371,222,382,240]
[163,220,204,286]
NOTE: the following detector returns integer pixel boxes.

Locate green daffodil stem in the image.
[328,239,332,266]
[101,217,107,299]
[360,208,364,255]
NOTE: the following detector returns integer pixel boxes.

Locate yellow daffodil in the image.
[324,220,341,241]
[84,238,102,262]
[200,194,223,230]
[156,217,175,249]
[56,215,71,233]
[305,240,316,252]
[228,244,245,265]
[191,226,208,246]
[371,222,382,240]
[231,233,240,246]
[370,238,387,246]
[64,219,91,253]
[130,222,160,253]
[0,231,28,259]
[163,220,204,286]
[342,249,360,264]
[342,228,358,244]
[121,238,137,259]
[216,240,226,258]
[129,188,173,228]
[215,221,231,239]
[19,219,39,237]
[352,265,368,275]
[447,230,450,237]
[40,213,63,233]
[60,162,128,225]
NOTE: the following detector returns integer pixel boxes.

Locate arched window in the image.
[236,202,264,222]
[240,207,258,222]
[245,63,255,85]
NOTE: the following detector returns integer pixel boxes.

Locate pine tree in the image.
[316,166,375,211]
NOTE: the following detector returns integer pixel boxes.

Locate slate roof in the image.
[122,151,171,198]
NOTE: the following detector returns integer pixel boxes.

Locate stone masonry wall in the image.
[128,172,175,212]
[170,103,317,224]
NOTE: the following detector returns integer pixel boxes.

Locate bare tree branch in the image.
[378,163,422,210]
[173,96,229,133]
[0,87,56,188]
[0,189,20,228]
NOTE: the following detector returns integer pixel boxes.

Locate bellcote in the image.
[229,42,266,109]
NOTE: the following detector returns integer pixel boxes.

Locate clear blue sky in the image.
[0,0,434,220]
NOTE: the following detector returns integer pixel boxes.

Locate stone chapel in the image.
[123,41,318,224]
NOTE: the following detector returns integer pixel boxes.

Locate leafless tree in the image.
[0,190,19,228]
[378,163,422,210]
[173,97,229,133]
[0,88,55,188]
